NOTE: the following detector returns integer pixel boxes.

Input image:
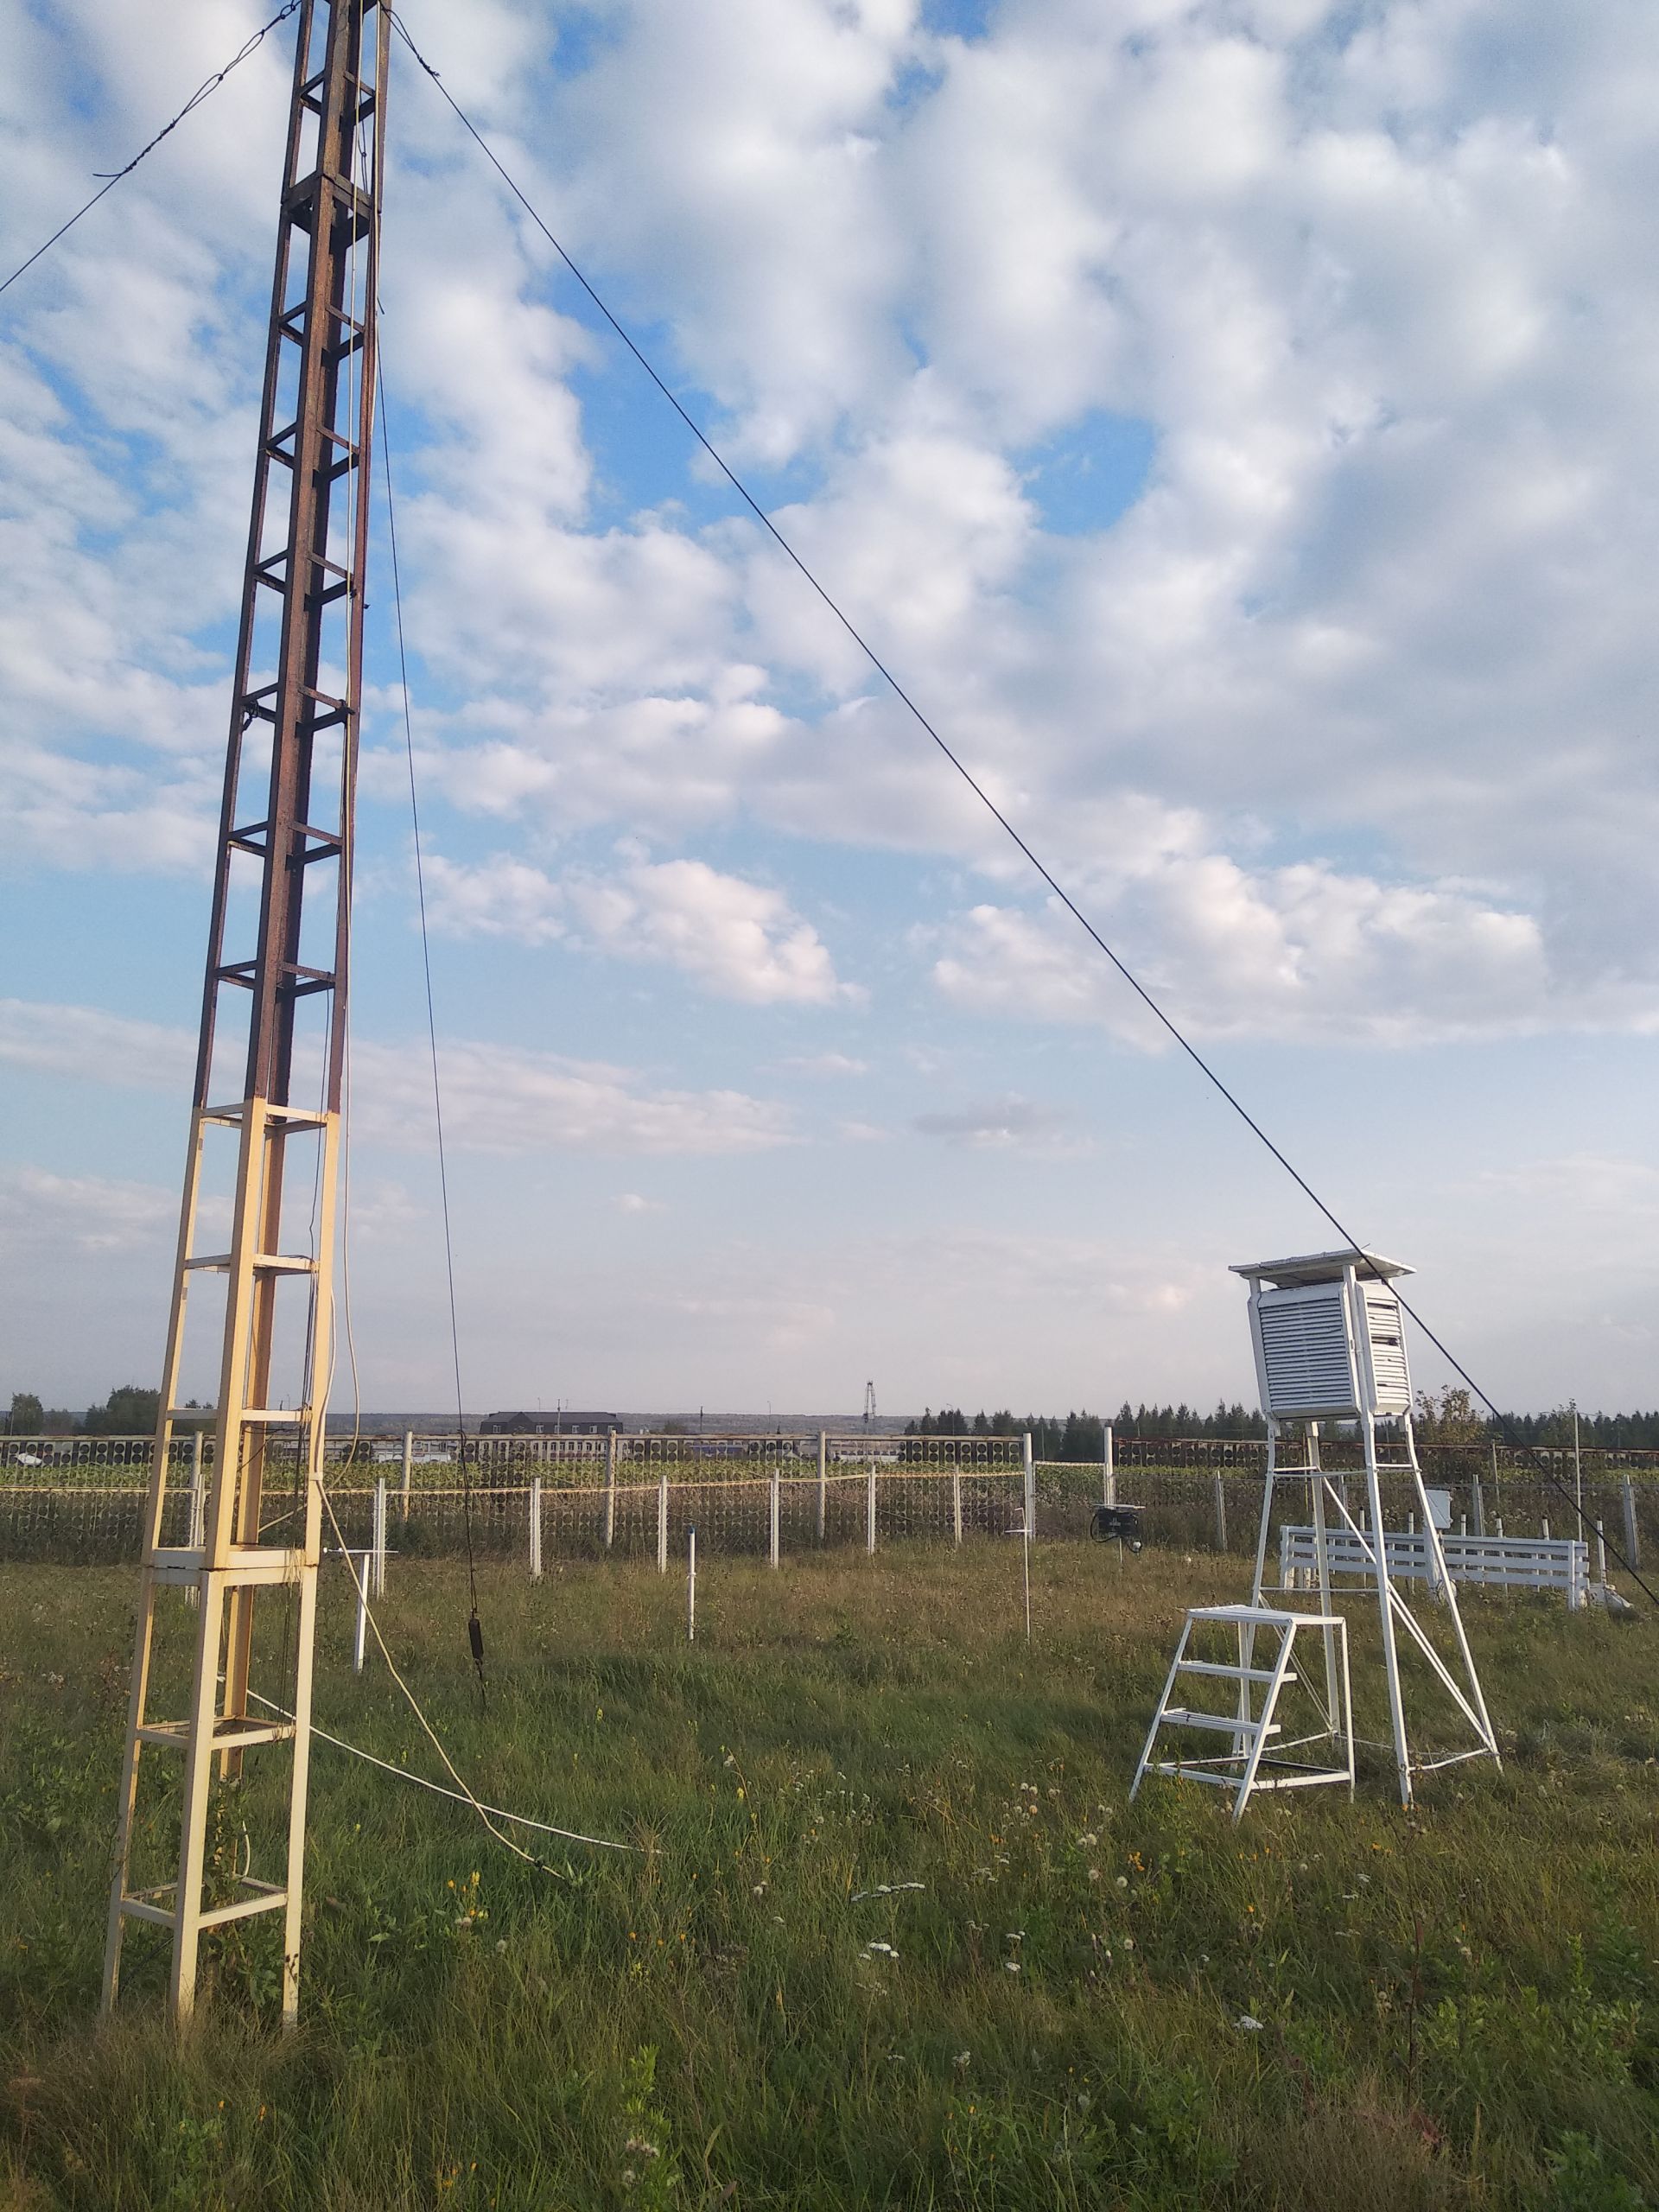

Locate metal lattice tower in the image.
[103,0,389,2027]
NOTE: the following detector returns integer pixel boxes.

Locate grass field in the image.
[3,1546,1657,2209]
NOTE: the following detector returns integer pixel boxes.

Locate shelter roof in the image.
[1228,1248,1412,1288]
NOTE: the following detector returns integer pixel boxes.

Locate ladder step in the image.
[167,1407,309,1424]
[137,1717,296,1751]
[203,1101,329,1130]
[1176,1660,1297,1684]
[1159,1708,1281,1737]
[119,1878,287,1931]
[1146,1763,1242,1788]
[183,1253,318,1274]
[147,1545,307,1587]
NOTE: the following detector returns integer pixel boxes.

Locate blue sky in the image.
[3,0,1657,1418]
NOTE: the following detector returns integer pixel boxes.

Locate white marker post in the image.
[768,1469,780,1569]
[529,1474,543,1582]
[1103,1421,1116,1509]
[817,1430,828,1543]
[688,1525,697,1642]
[866,1461,878,1555]
[658,1472,669,1574]
[352,1551,369,1675]
[373,1475,388,1599]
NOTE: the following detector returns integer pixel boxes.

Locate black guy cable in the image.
[1,0,302,300]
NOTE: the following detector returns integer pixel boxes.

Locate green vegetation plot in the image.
[2,1549,1657,2209]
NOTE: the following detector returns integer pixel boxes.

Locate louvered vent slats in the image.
[1256,1287,1356,1415]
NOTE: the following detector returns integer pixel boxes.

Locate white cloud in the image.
[428,850,857,1006]
[781,1052,870,1076]
[925,830,1658,1046]
[347,1037,792,1158]
[0,998,794,1157]
[0,1166,175,1255]
[911,1094,1072,1149]
[615,1191,665,1213]
[0,997,193,1089]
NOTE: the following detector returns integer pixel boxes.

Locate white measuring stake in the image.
[688,1525,697,1642]
[352,1551,369,1675]
[373,1475,388,1598]
[529,1474,543,1582]
[1022,1509,1032,1643]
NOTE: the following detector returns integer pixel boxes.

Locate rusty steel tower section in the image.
[104,0,390,2027]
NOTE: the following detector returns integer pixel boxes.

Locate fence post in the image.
[1103,1421,1116,1509]
[952,1465,963,1548]
[1213,1471,1227,1552]
[866,1462,877,1555]
[688,1526,697,1642]
[1595,1519,1608,1582]
[817,1431,827,1544]
[605,1429,618,1549]
[1022,1433,1035,1543]
[401,1427,414,1519]
[658,1472,669,1574]
[1471,1446,1487,1540]
[1622,1473,1640,1569]
[769,1469,780,1569]
[373,1475,388,1599]
[529,1475,543,1581]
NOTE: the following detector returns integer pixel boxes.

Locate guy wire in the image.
[378,368,486,1677]
[1,0,303,298]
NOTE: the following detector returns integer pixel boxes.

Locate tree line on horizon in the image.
[10,1385,1659,1452]
[906,1389,1659,1458]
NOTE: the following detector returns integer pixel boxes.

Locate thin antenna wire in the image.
[392,16,1656,1609]
[1,0,302,298]
[378,372,484,1666]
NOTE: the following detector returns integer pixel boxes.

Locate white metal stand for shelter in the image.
[1133,1249,1500,1815]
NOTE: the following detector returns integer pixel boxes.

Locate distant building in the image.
[479,1410,622,1438]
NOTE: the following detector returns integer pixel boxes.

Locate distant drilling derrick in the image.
[104,0,389,2029]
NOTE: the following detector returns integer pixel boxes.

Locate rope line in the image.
[247,1689,638,1854]
[316,1484,637,1867]
[391,15,1656,1610]
[1,0,302,299]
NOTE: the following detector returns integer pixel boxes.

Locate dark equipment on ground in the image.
[1090,1503,1146,1553]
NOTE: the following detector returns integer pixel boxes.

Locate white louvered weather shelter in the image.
[1133,1248,1500,1818]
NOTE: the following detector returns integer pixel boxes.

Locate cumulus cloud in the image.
[427,850,857,1006]
[9,0,1659,1053]
[0,1166,175,1255]
[346,1037,792,1157]
[924,792,1659,1044]
[780,1052,869,1076]
[0,998,194,1089]
[0,999,794,1157]
[911,1094,1071,1149]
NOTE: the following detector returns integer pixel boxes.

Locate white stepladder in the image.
[1133,1249,1501,1818]
[1133,1602,1353,1822]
